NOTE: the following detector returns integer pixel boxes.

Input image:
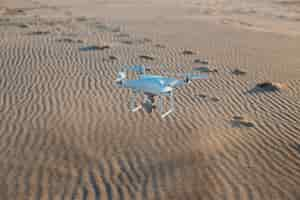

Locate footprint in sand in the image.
[121,40,133,45]
[3,8,25,16]
[56,38,83,44]
[139,55,155,61]
[182,50,195,55]
[27,31,50,35]
[231,116,255,128]
[193,66,218,73]
[17,23,29,28]
[155,44,166,48]
[196,94,208,99]
[79,45,110,52]
[231,68,247,76]
[195,94,220,102]
[108,56,118,60]
[121,38,152,45]
[103,56,118,62]
[210,97,220,102]
[0,20,29,28]
[75,17,88,22]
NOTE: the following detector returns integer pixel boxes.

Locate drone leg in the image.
[130,92,135,110]
[170,91,175,112]
[161,92,174,118]
[130,91,142,112]
[158,96,163,114]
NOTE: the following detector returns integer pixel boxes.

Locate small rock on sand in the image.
[79,45,110,51]
[139,55,154,61]
[210,97,220,102]
[76,17,87,22]
[155,44,166,48]
[232,116,255,128]
[194,59,209,65]
[182,50,195,55]
[56,38,83,43]
[109,56,118,60]
[232,69,247,75]
[193,66,218,73]
[27,31,50,35]
[253,82,287,92]
[121,40,133,45]
[3,8,25,15]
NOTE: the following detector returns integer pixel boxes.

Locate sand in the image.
[0,0,300,199]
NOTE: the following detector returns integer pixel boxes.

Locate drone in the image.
[115,65,208,118]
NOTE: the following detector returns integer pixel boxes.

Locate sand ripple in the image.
[0,6,299,199]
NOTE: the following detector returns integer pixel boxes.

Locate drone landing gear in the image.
[130,91,142,112]
[129,91,175,118]
[158,92,175,118]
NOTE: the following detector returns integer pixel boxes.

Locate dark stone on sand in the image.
[231,116,255,128]
[109,56,118,60]
[193,66,218,73]
[27,31,50,35]
[233,116,244,120]
[121,40,133,45]
[139,55,154,61]
[79,45,110,51]
[155,44,166,48]
[18,24,28,28]
[103,55,118,62]
[182,50,195,55]
[57,38,83,43]
[210,97,220,102]
[238,120,255,128]
[194,59,209,65]
[232,69,247,75]
[197,94,207,99]
[252,82,287,93]
[4,8,25,15]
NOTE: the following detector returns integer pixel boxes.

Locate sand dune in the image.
[0,0,300,199]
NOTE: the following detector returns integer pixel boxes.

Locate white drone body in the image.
[115,66,208,118]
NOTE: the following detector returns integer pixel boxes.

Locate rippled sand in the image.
[0,0,300,199]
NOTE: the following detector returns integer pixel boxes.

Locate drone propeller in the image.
[115,71,126,83]
[160,71,208,81]
[186,73,209,80]
[124,65,150,74]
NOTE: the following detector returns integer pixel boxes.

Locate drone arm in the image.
[172,73,208,87]
[168,79,188,88]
